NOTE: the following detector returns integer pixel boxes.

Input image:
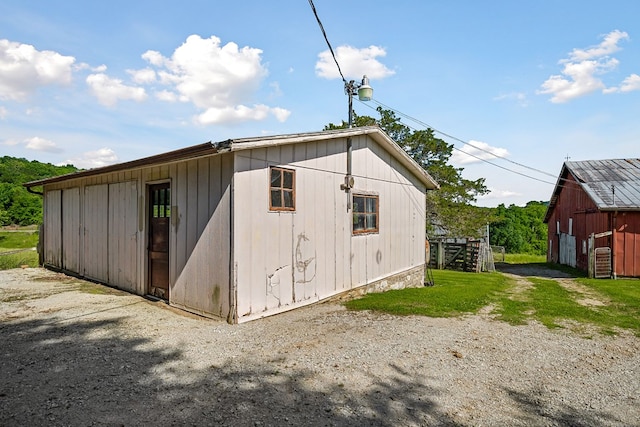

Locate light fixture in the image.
[345,75,373,128]
[357,75,373,101]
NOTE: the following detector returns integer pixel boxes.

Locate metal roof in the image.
[544,158,640,222]
[24,126,439,190]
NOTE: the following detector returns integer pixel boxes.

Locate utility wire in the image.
[308,0,346,83]
[357,99,557,185]
[306,0,575,196]
[371,99,558,179]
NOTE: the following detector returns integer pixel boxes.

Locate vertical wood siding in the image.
[233,135,427,322]
[42,155,233,319]
[61,188,80,272]
[171,155,232,319]
[83,184,109,282]
[43,190,62,266]
[548,173,640,276]
[108,181,139,292]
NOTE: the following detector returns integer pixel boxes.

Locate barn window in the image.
[152,187,171,218]
[269,167,295,211]
[353,194,378,234]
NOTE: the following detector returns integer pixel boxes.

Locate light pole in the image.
[341,76,373,208]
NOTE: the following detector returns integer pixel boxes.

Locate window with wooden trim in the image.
[269,167,295,211]
[352,194,378,234]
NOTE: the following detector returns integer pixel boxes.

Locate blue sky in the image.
[1,1,639,207]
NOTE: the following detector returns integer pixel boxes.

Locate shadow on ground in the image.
[0,317,448,426]
[495,262,576,279]
[0,316,624,426]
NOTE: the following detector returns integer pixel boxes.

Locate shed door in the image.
[148,184,170,299]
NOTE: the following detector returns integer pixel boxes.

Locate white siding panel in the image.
[83,184,109,282]
[44,190,62,267]
[108,181,138,292]
[234,154,254,317]
[61,188,80,273]
[170,155,233,319]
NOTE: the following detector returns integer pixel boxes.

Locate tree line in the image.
[0,156,77,226]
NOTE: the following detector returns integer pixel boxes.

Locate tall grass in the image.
[0,250,39,269]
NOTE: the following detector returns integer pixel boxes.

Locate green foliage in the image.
[490,201,547,254]
[325,107,493,237]
[0,156,78,226]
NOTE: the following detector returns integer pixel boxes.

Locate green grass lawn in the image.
[345,269,511,317]
[0,231,40,269]
[346,260,640,336]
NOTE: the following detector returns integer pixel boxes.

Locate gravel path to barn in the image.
[1,267,638,426]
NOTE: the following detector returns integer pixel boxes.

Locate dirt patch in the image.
[1,267,638,426]
[495,262,611,308]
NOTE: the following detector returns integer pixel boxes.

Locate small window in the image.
[151,186,171,218]
[269,167,295,211]
[353,194,378,234]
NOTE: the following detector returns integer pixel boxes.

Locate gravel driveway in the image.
[1,267,638,426]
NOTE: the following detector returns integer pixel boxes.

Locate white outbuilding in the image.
[25,127,438,323]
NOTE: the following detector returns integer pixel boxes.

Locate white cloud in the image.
[493,92,528,107]
[537,30,639,102]
[138,34,289,124]
[0,39,75,101]
[155,90,178,102]
[86,73,147,107]
[62,147,118,169]
[127,67,156,84]
[0,106,6,119]
[316,45,395,80]
[451,140,509,165]
[25,136,62,153]
[195,103,290,125]
[569,30,628,61]
[2,138,19,146]
[478,188,521,200]
[612,73,640,93]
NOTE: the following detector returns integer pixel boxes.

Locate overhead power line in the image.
[355,99,556,185]
[371,99,558,180]
[307,0,346,83]
[306,0,575,196]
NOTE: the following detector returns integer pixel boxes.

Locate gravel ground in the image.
[0,267,639,426]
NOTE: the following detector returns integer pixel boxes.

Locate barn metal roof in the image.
[24,126,439,190]
[544,158,640,222]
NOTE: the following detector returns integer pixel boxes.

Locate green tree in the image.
[325,107,492,237]
[489,201,547,254]
[0,156,78,226]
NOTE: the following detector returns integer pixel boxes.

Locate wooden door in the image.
[148,184,170,299]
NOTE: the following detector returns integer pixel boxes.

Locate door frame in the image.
[147,181,172,299]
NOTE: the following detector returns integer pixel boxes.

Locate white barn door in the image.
[108,182,139,292]
[61,188,81,273]
[83,184,109,282]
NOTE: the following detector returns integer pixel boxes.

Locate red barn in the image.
[544,159,640,278]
